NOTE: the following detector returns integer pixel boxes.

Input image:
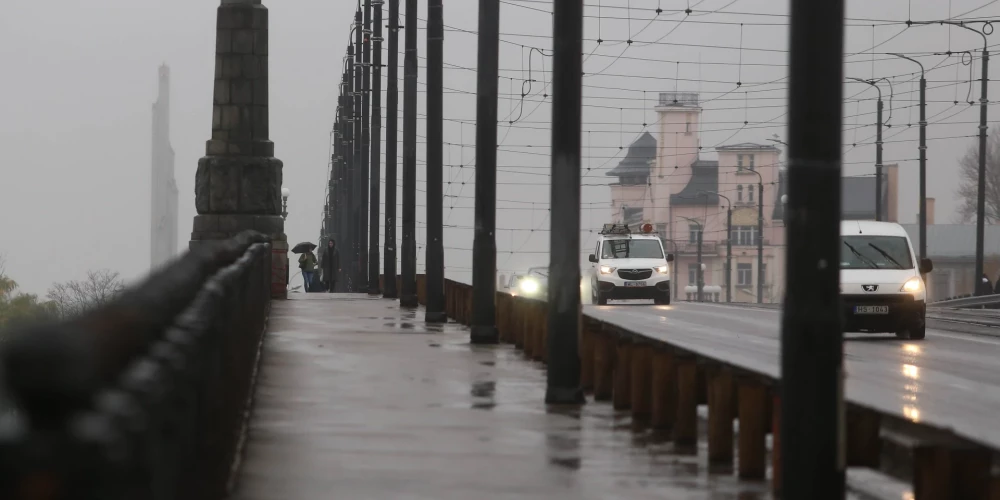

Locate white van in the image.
[589,223,674,305]
[841,220,933,340]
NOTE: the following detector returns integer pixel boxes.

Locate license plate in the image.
[624,281,646,287]
[854,305,889,315]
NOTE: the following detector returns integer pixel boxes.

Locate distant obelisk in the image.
[151,64,179,269]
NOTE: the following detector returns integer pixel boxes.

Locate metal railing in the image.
[0,231,272,500]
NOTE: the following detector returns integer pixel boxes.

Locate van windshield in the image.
[841,235,913,270]
[601,239,664,259]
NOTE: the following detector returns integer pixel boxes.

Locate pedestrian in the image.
[299,248,318,292]
[321,239,340,293]
[979,273,993,296]
[995,273,1000,295]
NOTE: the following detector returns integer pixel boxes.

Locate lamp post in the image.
[888,53,927,274]
[678,215,704,302]
[281,187,290,220]
[847,77,888,222]
[909,21,990,293]
[701,191,732,303]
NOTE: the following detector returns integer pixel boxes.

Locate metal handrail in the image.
[0,230,272,499]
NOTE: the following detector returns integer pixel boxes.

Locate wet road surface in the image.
[586,301,1000,452]
[233,294,782,499]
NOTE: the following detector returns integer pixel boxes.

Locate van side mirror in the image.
[588,254,598,263]
[666,253,675,262]
[919,258,933,274]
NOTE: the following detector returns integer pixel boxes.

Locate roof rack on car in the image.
[600,223,631,235]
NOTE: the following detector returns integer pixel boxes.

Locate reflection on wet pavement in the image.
[234,294,783,499]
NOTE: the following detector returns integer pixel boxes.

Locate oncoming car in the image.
[508,267,548,299]
[589,223,673,305]
[841,220,933,340]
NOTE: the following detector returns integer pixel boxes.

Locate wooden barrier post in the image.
[846,406,881,468]
[738,378,768,479]
[579,319,595,393]
[630,343,652,421]
[537,302,548,363]
[612,336,632,410]
[772,392,782,496]
[708,367,735,465]
[651,348,677,431]
[524,302,537,359]
[673,356,698,447]
[593,327,614,401]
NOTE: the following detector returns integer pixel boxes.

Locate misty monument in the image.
[151,64,179,269]
[190,0,288,298]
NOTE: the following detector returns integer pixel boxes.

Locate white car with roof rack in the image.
[588,223,674,305]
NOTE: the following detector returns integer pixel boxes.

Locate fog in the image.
[1,0,996,295]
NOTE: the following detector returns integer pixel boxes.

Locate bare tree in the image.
[46,270,126,319]
[956,128,1000,223]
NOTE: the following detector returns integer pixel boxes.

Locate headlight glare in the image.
[655,265,669,274]
[520,279,540,294]
[599,265,616,275]
[900,278,923,293]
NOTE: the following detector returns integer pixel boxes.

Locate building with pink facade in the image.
[606,92,786,303]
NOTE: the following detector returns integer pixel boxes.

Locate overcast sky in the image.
[1,0,997,295]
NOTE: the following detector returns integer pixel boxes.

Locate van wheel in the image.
[654,291,671,305]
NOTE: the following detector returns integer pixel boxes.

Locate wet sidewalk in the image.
[232,294,773,500]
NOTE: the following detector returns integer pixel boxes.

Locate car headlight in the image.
[900,278,923,293]
[520,278,540,294]
[599,265,616,275]
[655,265,669,274]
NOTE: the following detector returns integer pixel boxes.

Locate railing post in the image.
[399,0,419,307]
[383,0,400,299]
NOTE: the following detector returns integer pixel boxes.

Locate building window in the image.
[656,223,667,241]
[737,185,743,202]
[737,263,753,286]
[623,207,643,224]
[685,114,692,134]
[620,175,648,186]
[688,225,702,243]
[748,185,754,203]
[688,264,699,284]
[733,226,758,246]
[738,154,756,171]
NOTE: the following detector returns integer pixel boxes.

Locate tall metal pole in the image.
[425,0,446,323]
[368,0,383,294]
[399,0,418,307]
[384,0,400,298]
[346,45,358,292]
[697,228,704,302]
[757,180,764,302]
[976,48,990,294]
[875,98,883,221]
[890,53,927,273]
[727,206,733,303]
[471,0,500,343]
[783,0,845,497]
[353,10,364,291]
[358,1,372,291]
[545,0,585,405]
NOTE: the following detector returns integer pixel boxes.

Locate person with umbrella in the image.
[292,242,318,292]
[320,239,340,293]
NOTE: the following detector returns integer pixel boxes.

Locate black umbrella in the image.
[291,242,317,254]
